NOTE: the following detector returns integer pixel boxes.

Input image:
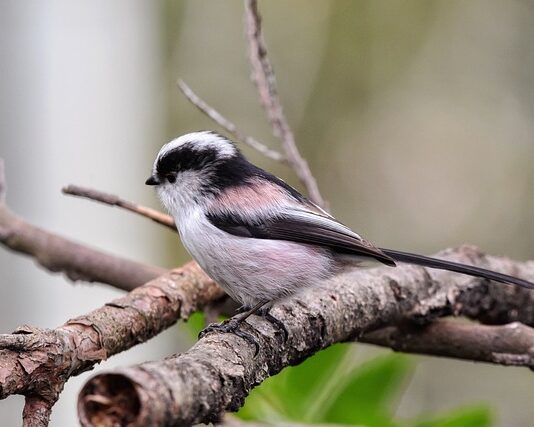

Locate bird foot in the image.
[199,318,259,356]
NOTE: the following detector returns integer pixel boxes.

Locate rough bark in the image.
[0,262,223,406]
[77,246,534,427]
[22,396,53,427]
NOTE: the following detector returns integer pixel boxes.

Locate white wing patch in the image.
[285,207,363,240]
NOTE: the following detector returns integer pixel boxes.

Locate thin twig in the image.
[62,184,176,230]
[177,80,285,162]
[64,184,177,230]
[0,167,166,291]
[244,0,325,207]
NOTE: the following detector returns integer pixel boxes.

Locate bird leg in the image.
[199,300,267,355]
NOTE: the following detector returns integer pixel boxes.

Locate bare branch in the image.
[62,184,176,230]
[0,164,165,291]
[64,184,177,232]
[77,247,534,426]
[0,204,165,291]
[361,319,534,368]
[244,0,325,207]
[0,262,224,403]
[177,80,285,162]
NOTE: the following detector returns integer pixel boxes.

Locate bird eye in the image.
[166,174,176,183]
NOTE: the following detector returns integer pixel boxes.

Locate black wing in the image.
[207,207,396,266]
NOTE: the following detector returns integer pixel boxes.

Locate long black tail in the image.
[380,248,534,291]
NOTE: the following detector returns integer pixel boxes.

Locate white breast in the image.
[174,206,336,308]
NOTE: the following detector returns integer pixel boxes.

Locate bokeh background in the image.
[1,0,534,425]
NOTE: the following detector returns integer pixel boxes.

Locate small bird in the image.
[146,131,534,346]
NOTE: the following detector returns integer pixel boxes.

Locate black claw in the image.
[198,319,260,356]
[257,308,288,341]
[264,312,288,341]
[233,329,260,356]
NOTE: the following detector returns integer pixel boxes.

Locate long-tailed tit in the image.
[146,131,534,347]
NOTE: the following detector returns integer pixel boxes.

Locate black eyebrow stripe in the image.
[156,145,219,176]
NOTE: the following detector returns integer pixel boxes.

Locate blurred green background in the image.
[1,0,533,425]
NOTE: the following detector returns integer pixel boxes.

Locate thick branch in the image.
[244,0,325,207]
[0,262,223,404]
[177,80,285,162]
[77,247,534,426]
[361,319,534,368]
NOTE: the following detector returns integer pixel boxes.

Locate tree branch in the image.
[23,396,53,427]
[77,247,534,426]
[177,80,285,163]
[62,184,176,231]
[244,0,325,207]
[0,262,224,406]
[0,164,165,291]
[361,319,534,368]
[0,203,165,291]
[4,173,534,423]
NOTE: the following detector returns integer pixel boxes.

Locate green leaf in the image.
[183,311,205,339]
[238,347,412,427]
[282,343,352,419]
[411,405,493,427]
[237,343,351,421]
[319,353,412,427]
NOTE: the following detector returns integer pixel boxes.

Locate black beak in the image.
[145,175,160,186]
